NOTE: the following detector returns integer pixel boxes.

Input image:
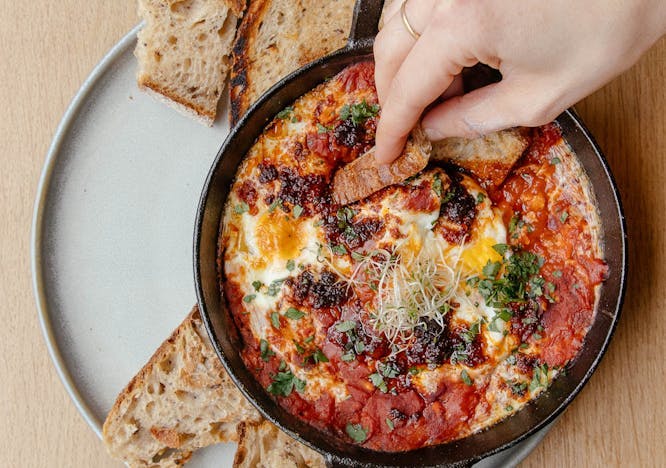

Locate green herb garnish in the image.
[345,423,368,443]
[461,369,473,386]
[285,307,305,320]
[260,339,275,362]
[267,369,305,396]
[234,202,249,214]
[339,100,379,125]
[270,312,280,329]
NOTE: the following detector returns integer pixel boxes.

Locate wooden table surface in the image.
[1,1,664,466]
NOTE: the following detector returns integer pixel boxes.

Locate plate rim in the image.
[31,23,143,439]
[29,24,553,466]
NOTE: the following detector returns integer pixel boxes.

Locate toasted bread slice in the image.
[432,128,530,190]
[102,305,261,467]
[229,0,355,124]
[135,0,246,126]
[233,420,325,468]
[332,125,432,205]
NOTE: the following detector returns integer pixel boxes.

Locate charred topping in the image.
[288,270,349,310]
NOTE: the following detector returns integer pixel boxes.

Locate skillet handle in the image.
[348,0,385,49]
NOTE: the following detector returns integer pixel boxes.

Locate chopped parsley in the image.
[379,362,400,378]
[345,423,368,443]
[293,340,305,354]
[286,259,296,271]
[550,156,561,165]
[268,198,283,213]
[461,369,473,386]
[552,270,563,278]
[476,193,486,204]
[408,366,420,375]
[292,204,304,219]
[303,335,315,344]
[529,363,549,392]
[316,123,333,134]
[260,339,274,362]
[252,280,263,291]
[267,369,306,396]
[243,294,256,303]
[331,244,347,256]
[335,321,357,332]
[267,278,286,296]
[462,320,482,344]
[311,348,329,364]
[276,106,294,120]
[482,260,502,278]
[285,307,305,320]
[270,311,280,329]
[386,417,394,430]
[234,202,249,214]
[560,211,569,223]
[432,175,443,196]
[508,380,528,396]
[340,351,356,362]
[339,100,379,125]
[442,189,456,203]
[369,373,388,392]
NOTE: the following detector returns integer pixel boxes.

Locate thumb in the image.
[421,78,562,140]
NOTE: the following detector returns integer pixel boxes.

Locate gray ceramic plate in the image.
[31,26,551,467]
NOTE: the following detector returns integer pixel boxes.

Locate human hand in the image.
[374,0,666,164]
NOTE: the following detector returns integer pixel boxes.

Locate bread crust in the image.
[332,125,432,205]
[229,0,355,125]
[102,305,261,467]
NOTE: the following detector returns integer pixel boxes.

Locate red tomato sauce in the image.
[224,63,607,452]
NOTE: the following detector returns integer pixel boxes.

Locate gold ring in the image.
[400,0,421,40]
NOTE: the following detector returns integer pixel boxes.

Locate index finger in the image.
[375,30,474,164]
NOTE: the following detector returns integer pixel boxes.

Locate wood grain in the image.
[0,0,663,466]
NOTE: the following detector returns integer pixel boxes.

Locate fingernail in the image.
[424,127,443,141]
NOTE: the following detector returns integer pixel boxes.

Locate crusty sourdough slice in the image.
[332,125,432,205]
[431,128,531,190]
[233,420,325,468]
[135,0,245,126]
[102,305,261,467]
[229,0,355,124]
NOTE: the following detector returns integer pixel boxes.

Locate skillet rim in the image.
[194,36,627,468]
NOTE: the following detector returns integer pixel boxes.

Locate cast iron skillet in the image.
[194,0,627,465]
